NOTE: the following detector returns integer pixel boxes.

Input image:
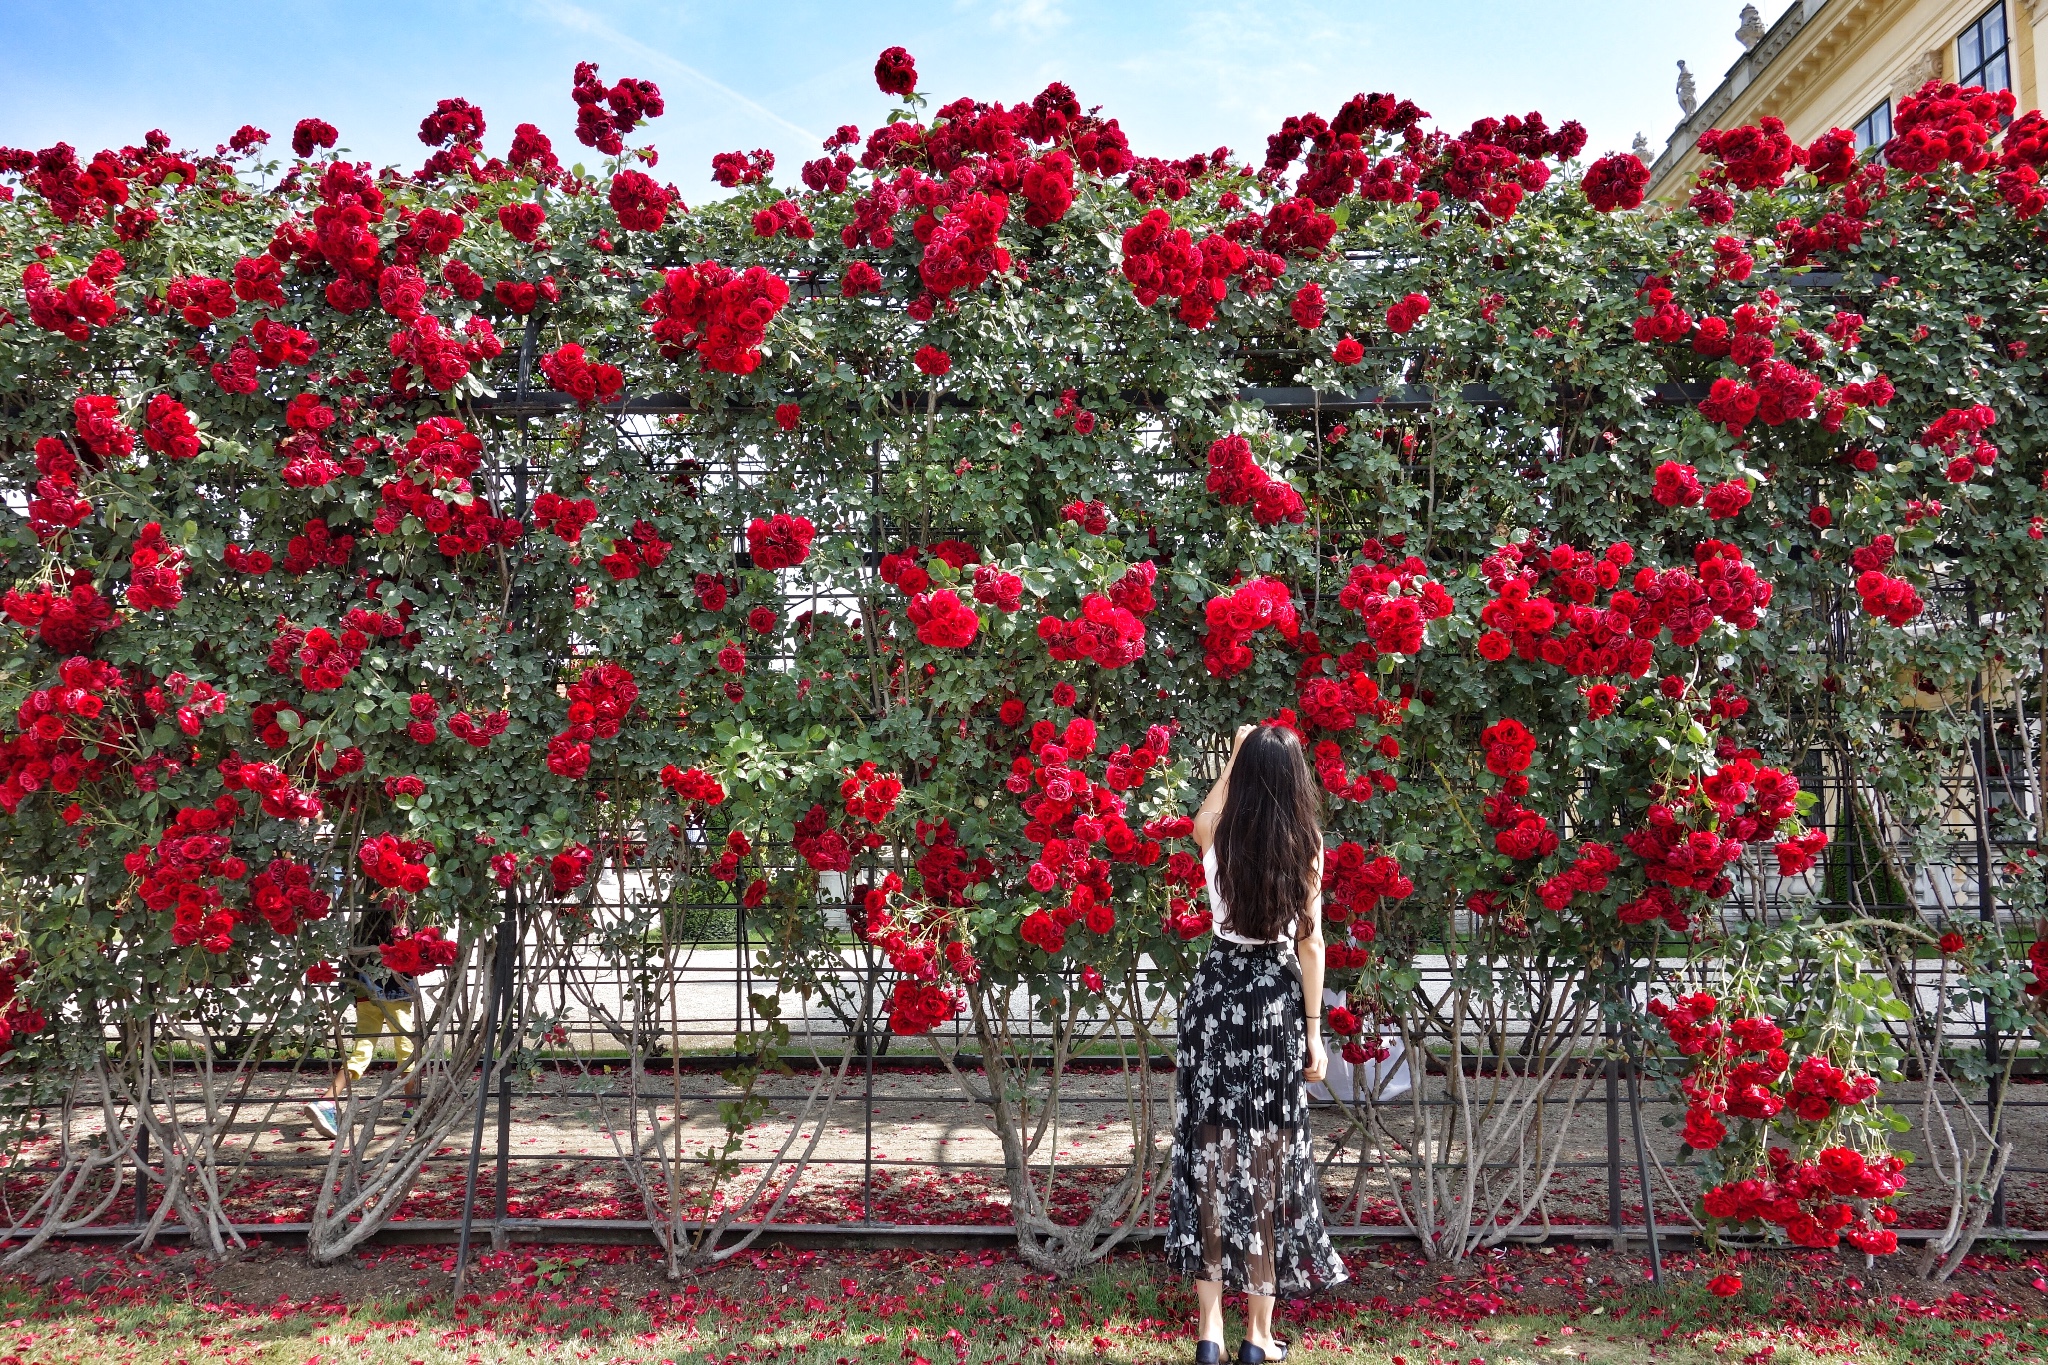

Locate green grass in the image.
[0,1243,2042,1365]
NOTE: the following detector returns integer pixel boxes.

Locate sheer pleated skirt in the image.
[1164,940,1347,1297]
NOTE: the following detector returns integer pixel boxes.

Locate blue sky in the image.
[1,1,1761,191]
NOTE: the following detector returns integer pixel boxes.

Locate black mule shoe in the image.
[1236,1342,1288,1364]
[1195,1340,1223,1364]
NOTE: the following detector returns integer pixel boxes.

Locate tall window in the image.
[1957,3,2011,95]
[1852,100,1892,153]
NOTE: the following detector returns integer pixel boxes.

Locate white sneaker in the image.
[304,1101,340,1138]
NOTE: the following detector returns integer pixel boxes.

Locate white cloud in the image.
[530,0,822,144]
[982,0,1071,37]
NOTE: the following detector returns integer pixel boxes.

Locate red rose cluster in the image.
[0,928,48,1053]
[840,762,904,823]
[139,669,228,741]
[1334,544,1453,658]
[1476,539,1771,676]
[861,854,985,1037]
[1319,841,1412,931]
[373,418,520,558]
[22,258,121,340]
[918,191,1010,300]
[750,197,815,241]
[1473,718,1558,865]
[380,925,458,976]
[540,341,624,407]
[1919,404,1999,483]
[126,798,246,951]
[873,47,918,98]
[27,438,91,543]
[1581,152,1649,212]
[907,589,980,649]
[657,764,726,804]
[644,261,790,374]
[609,169,675,232]
[1534,841,1620,913]
[1887,80,2014,174]
[746,512,815,570]
[546,663,637,779]
[532,491,599,544]
[2,576,115,654]
[1616,755,1814,930]
[247,856,331,935]
[1262,93,1427,206]
[792,803,854,872]
[599,520,672,580]
[445,707,509,748]
[1383,291,1429,334]
[1038,590,1149,670]
[880,539,979,594]
[1651,992,1902,1249]
[1011,715,1168,955]
[572,61,665,156]
[143,394,200,460]
[1060,499,1109,534]
[219,753,323,819]
[1703,1147,1904,1253]
[1120,210,1283,330]
[1850,535,1924,627]
[359,833,432,893]
[1205,434,1305,525]
[1202,577,1299,679]
[125,522,185,611]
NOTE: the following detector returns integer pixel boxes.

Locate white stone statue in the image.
[1677,60,1698,118]
[1736,4,1766,51]
[1633,132,1651,160]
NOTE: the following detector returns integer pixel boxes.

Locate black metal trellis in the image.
[19,309,2048,1261]
[463,381,1719,421]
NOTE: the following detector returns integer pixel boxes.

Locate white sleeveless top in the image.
[1203,839,1325,945]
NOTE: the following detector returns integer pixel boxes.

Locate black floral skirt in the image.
[1165,940,1348,1297]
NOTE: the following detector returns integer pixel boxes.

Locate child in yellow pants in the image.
[307,927,420,1138]
[342,996,415,1082]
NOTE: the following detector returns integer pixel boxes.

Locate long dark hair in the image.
[1215,726,1323,942]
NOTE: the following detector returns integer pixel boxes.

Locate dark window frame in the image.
[1956,2,2011,96]
[1852,99,1892,154]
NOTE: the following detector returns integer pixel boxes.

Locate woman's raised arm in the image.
[1192,723,1255,853]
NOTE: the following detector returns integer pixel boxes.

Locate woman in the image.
[1166,724,1347,1364]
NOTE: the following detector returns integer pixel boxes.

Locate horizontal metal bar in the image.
[35,1217,2041,1252]
[463,381,1719,420]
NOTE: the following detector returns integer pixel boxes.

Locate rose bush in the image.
[3,53,2047,1272]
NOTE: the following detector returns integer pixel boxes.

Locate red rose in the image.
[1582,152,1650,212]
[913,344,951,377]
[1707,1274,1743,1298]
[874,46,919,98]
[1333,336,1364,365]
[497,202,545,243]
[906,589,980,649]
[608,169,674,233]
[747,512,815,570]
[1385,292,1430,334]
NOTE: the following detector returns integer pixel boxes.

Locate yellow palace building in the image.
[1647,0,2042,200]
